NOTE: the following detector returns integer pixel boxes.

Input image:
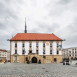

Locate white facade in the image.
[39,41,43,55]
[11,42,15,55]
[11,41,62,56]
[32,41,36,53]
[25,41,29,55]
[45,42,50,55]
[17,42,22,55]
[52,42,57,55]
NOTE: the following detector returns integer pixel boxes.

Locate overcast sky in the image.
[0,0,77,50]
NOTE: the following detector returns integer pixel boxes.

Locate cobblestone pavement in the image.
[0,63,77,77]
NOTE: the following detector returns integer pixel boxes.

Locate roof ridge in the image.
[17,33,53,34]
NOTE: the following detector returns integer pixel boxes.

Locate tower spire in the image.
[24,18,27,33]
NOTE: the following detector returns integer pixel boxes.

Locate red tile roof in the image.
[10,33,63,41]
[0,49,7,52]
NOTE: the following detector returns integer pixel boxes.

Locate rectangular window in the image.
[36,50,38,54]
[59,45,62,48]
[15,49,17,54]
[29,51,32,53]
[22,50,25,54]
[43,50,45,54]
[50,43,52,47]
[57,50,59,54]
[15,43,17,47]
[69,55,71,56]
[29,43,32,48]
[36,43,38,47]
[22,43,25,47]
[50,50,52,54]
[69,51,71,53]
[57,44,59,47]
[75,51,76,53]
[43,43,45,47]
[43,56,46,59]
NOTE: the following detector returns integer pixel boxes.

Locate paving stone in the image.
[0,63,77,77]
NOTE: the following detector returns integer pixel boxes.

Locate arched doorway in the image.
[31,57,37,63]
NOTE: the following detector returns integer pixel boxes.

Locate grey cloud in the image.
[0,23,7,29]
[59,0,71,4]
[67,18,77,33]
[34,22,60,33]
[0,35,11,50]
[0,0,18,19]
[0,1,18,31]
[47,0,74,17]
[62,18,77,48]
[0,0,77,50]
[63,35,77,48]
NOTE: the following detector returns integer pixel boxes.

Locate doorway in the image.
[13,56,19,63]
[31,57,37,63]
[54,58,57,62]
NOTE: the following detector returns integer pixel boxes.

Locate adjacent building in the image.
[63,47,77,60]
[0,49,10,61]
[0,49,7,59]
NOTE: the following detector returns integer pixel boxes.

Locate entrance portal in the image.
[54,58,57,62]
[31,57,37,63]
[13,56,19,63]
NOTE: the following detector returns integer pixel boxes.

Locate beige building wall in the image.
[11,55,63,63]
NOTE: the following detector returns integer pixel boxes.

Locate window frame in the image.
[15,43,17,47]
[15,49,17,54]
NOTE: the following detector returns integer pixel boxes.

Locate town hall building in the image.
[10,23,63,63]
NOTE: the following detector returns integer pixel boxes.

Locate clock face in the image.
[46,42,49,46]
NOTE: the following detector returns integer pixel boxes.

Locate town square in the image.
[0,63,77,77]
